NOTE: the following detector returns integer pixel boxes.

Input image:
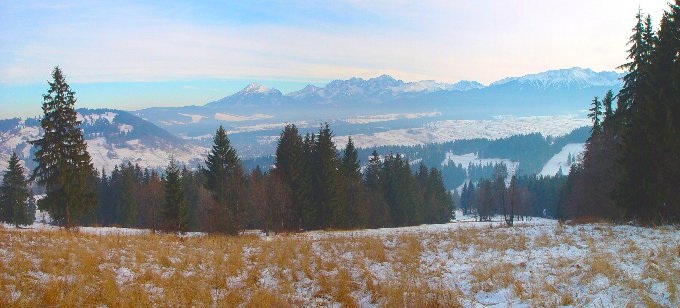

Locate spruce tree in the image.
[163,158,187,232]
[416,163,430,223]
[493,163,508,215]
[617,11,665,223]
[31,67,97,228]
[119,163,137,227]
[0,153,33,227]
[96,168,111,225]
[365,150,390,227]
[181,167,201,231]
[382,154,419,226]
[203,126,243,234]
[664,1,680,220]
[340,137,367,228]
[587,96,603,136]
[617,11,653,115]
[602,90,615,124]
[646,2,680,221]
[300,133,316,229]
[274,124,309,230]
[460,182,469,215]
[426,168,454,223]
[312,123,343,229]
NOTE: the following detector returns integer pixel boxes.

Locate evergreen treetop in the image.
[0,153,33,227]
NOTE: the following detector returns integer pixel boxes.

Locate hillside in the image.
[0,109,207,173]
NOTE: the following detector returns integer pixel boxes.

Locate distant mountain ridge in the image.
[130,66,623,155]
[490,67,622,89]
[203,67,622,108]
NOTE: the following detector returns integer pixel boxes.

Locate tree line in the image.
[458,163,566,226]
[458,3,680,226]
[561,3,680,225]
[0,67,454,232]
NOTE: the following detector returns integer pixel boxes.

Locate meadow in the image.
[1,219,678,307]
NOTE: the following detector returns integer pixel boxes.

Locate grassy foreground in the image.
[0,221,678,307]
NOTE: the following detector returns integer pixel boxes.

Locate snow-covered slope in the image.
[442,152,518,185]
[539,143,585,176]
[336,116,591,148]
[206,83,288,107]
[343,112,441,124]
[391,80,485,93]
[490,67,622,90]
[0,109,208,173]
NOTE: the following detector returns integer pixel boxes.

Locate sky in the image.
[0,0,671,118]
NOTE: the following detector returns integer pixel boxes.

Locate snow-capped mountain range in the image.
[490,67,622,89]
[133,67,622,141]
[208,67,621,106]
[0,67,622,172]
[202,67,621,108]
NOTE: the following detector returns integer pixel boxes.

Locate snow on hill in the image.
[206,83,287,107]
[391,80,485,93]
[0,109,208,173]
[86,137,207,172]
[442,152,517,171]
[539,143,585,176]
[343,112,441,124]
[442,152,518,186]
[336,115,591,148]
[289,75,486,100]
[490,67,623,90]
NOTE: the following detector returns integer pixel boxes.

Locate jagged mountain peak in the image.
[451,80,485,91]
[236,83,281,96]
[207,82,286,107]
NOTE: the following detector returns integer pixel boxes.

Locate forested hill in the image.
[243,126,590,190]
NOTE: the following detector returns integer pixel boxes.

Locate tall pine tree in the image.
[312,123,343,229]
[203,126,244,234]
[602,90,615,124]
[588,96,603,136]
[340,137,367,228]
[31,67,97,228]
[365,150,390,227]
[274,124,310,230]
[618,11,663,223]
[163,158,188,232]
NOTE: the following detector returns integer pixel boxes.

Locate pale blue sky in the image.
[0,0,670,118]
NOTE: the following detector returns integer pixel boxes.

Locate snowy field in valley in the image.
[1,216,678,307]
[336,115,590,148]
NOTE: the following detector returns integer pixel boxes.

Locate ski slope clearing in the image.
[1,220,678,306]
[540,143,585,176]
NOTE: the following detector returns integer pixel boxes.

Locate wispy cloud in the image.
[0,0,670,86]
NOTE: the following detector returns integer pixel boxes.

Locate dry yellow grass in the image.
[0,222,677,307]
